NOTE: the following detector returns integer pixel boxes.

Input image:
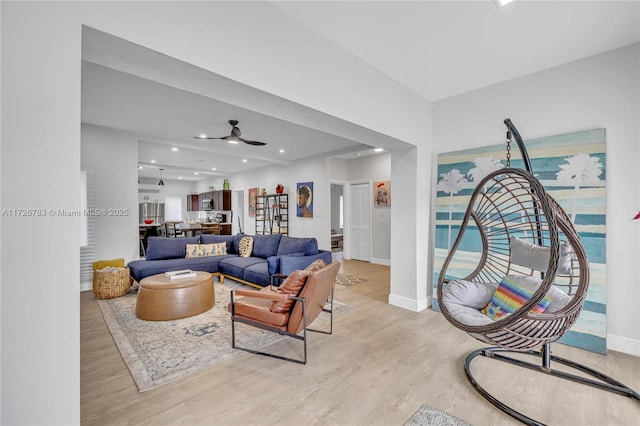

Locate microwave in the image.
[202,199,213,210]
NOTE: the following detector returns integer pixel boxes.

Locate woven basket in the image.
[93,267,132,299]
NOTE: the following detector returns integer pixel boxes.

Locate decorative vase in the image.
[223,179,230,190]
[275,184,284,194]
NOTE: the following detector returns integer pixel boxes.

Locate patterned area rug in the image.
[97,278,353,392]
[336,273,367,287]
[405,404,472,426]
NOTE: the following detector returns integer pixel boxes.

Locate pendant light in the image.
[158,168,165,186]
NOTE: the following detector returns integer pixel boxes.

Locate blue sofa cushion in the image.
[233,233,246,255]
[219,256,265,280]
[145,236,201,260]
[243,262,270,287]
[279,250,333,276]
[128,254,235,282]
[200,234,236,254]
[252,233,282,258]
[266,252,304,275]
[276,236,318,256]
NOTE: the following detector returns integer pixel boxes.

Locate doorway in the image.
[330,183,345,258]
[350,181,371,262]
[232,189,245,234]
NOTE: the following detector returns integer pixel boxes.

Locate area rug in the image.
[97,278,353,392]
[336,273,367,287]
[405,404,472,426]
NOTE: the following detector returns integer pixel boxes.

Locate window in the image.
[165,196,182,221]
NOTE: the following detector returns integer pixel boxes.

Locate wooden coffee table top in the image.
[139,271,213,290]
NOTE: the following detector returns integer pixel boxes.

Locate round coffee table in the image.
[136,271,214,321]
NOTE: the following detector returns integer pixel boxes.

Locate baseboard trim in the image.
[371,257,391,266]
[607,334,640,357]
[81,281,92,292]
[388,293,429,312]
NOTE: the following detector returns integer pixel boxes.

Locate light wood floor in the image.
[81,260,640,425]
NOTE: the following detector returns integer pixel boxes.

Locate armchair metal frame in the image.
[229,282,335,365]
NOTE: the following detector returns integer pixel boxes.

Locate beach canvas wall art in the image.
[432,128,607,354]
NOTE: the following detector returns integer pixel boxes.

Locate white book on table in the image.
[165,270,196,280]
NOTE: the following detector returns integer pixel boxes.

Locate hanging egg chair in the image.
[436,119,639,425]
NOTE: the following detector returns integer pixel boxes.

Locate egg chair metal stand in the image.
[436,119,639,425]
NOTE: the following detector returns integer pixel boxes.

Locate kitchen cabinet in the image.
[215,190,231,210]
[194,190,230,211]
[186,194,199,211]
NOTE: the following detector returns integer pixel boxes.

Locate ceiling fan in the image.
[194,120,267,146]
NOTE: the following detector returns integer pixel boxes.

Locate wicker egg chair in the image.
[436,119,639,425]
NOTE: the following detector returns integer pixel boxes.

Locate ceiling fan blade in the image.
[194,120,265,145]
[241,138,267,146]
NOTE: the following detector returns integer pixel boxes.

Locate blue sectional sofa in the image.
[127,233,332,288]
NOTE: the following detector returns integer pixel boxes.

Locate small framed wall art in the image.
[296,182,313,218]
[374,180,391,207]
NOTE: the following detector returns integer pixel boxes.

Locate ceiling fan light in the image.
[227,139,239,144]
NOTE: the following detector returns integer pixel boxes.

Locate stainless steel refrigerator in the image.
[139,202,165,224]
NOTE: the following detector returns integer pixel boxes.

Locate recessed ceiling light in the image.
[374,148,384,152]
[179,176,183,180]
[138,165,143,169]
[150,160,156,163]
[279,149,285,154]
[493,0,516,8]
[198,134,207,139]
[211,167,216,171]
[194,172,199,175]
[172,147,178,152]
[242,159,248,163]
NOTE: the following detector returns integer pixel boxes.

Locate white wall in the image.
[431,44,640,355]
[81,124,139,267]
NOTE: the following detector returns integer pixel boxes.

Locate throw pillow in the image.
[238,236,254,258]
[509,236,574,275]
[481,275,552,320]
[270,270,311,313]
[506,274,572,313]
[185,244,205,258]
[304,259,326,272]
[209,242,227,256]
[92,258,125,270]
[185,243,227,258]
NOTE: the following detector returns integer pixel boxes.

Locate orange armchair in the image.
[228,261,340,364]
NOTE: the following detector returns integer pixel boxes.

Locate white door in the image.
[350,182,371,261]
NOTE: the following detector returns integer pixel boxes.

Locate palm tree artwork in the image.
[556,153,603,222]
[467,156,503,189]
[437,169,468,249]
